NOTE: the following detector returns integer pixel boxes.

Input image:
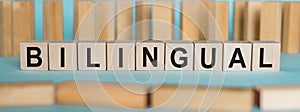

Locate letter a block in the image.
[107,41,135,70]
[165,41,194,71]
[223,42,252,71]
[20,41,49,70]
[78,41,106,70]
[136,40,165,70]
[49,41,77,70]
[194,41,223,71]
[252,41,280,71]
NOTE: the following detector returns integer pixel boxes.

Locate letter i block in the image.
[107,41,135,70]
[252,41,281,71]
[77,41,106,70]
[165,40,194,71]
[20,41,49,70]
[223,41,252,71]
[136,40,165,70]
[194,41,223,71]
[49,41,77,70]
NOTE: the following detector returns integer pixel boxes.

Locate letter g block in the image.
[20,41,49,70]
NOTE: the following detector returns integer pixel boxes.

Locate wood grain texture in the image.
[244,2,261,41]
[282,2,300,53]
[260,2,283,42]
[43,0,63,41]
[0,1,12,57]
[56,80,149,109]
[233,1,245,41]
[116,0,133,40]
[13,0,35,56]
[151,85,254,111]
[153,0,174,40]
[181,1,205,40]
[74,0,95,40]
[95,1,115,40]
[0,81,54,106]
[136,1,151,40]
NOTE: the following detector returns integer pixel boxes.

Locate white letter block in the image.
[194,41,223,71]
[78,41,106,70]
[252,41,281,71]
[223,41,252,71]
[107,41,135,70]
[136,40,164,70]
[165,40,194,71]
[49,41,77,70]
[20,41,49,70]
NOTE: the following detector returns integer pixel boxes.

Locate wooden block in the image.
[165,40,194,71]
[43,0,63,40]
[151,85,254,111]
[233,1,246,41]
[153,0,174,40]
[207,2,229,40]
[49,41,77,70]
[13,0,35,56]
[0,1,12,57]
[252,41,280,71]
[20,41,49,70]
[95,1,115,40]
[116,0,133,40]
[0,81,54,106]
[260,2,282,42]
[77,41,106,70]
[107,41,135,70]
[255,85,300,110]
[243,2,261,41]
[74,0,95,40]
[282,2,300,53]
[223,41,252,71]
[136,40,164,70]
[194,41,223,71]
[135,0,151,40]
[181,1,205,40]
[56,80,149,108]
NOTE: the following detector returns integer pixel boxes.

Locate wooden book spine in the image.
[116,0,133,40]
[136,0,151,40]
[95,1,115,40]
[233,1,245,41]
[243,2,261,41]
[208,2,229,41]
[0,1,12,57]
[43,0,63,41]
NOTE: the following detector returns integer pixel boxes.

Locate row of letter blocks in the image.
[20,40,280,71]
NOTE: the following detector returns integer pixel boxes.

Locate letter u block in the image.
[20,41,49,70]
[165,40,194,71]
[194,41,223,71]
[252,41,280,71]
[136,40,165,70]
[107,41,135,70]
[49,41,77,70]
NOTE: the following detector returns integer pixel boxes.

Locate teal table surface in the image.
[0,53,300,112]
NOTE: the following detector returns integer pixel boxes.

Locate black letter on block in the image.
[259,48,272,68]
[229,48,246,68]
[27,47,42,67]
[201,48,216,68]
[119,48,123,67]
[61,47,65,67]
[143,47,158,67]
[87,48,100,67]
[171,47,188,68]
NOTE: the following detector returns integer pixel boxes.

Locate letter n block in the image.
[78,41,106,70]
[194,41,223,71]
[165,40,194,71]
[20,41,49,70]
[107,41,135,70]
[252,41,280,71]
[136,40,164,70]
[49,41,77,70]
[223,41,252,71]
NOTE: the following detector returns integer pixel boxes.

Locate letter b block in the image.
[165,41,194,71]
[223,42,252,71]
[20,41,49,70]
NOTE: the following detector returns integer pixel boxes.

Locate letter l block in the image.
[20,41,49,70]
[78,41,106,70]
